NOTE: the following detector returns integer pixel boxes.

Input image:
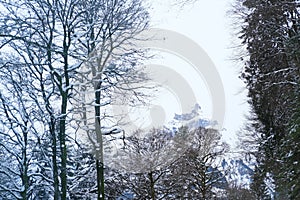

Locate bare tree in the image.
[103,126,228,200]
[72,1,150,199]
[105,128,181,200]
[0,0,150,199]
[173,127,229,199]
[0,0,75,198]
[0,59,54,199]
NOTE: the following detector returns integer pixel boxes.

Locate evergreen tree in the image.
[234,0,300,198]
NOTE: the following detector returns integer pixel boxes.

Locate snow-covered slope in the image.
[221,158,254,188]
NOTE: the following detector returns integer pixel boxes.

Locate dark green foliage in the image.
[236,0,300,198]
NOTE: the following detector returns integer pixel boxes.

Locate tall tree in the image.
[234,0,300,198]
[0,58,53,199]
[0,0,149,199]
[72,1,149,199]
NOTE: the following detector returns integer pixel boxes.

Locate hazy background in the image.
[146,0,249,147]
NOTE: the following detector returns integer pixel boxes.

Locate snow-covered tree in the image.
[71,1,150,199]
[104,126,228,200]
[233,0,300,198]
[0,58,54,199]
[172,127,228,199]
[108,128,179,200]
[0,0,150,199]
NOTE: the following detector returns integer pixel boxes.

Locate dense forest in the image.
[0,0,299,199]
[235,0,300,199]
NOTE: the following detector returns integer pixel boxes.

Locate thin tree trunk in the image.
[59,93,68,200]
[95,81,105,200]
[50,121,60,200]
[149,171,156,200]
[21,123,29,200]
[44,8,60,199]
[59,24,70,200]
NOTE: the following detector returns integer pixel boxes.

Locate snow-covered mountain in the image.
[221,158,254,188]
[166,103,217,131]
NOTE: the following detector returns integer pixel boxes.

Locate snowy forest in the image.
[0,0,299,199]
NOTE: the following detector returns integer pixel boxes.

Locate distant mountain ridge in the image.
[167,103,216,132]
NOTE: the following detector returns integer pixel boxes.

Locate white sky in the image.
[145,0,250,147]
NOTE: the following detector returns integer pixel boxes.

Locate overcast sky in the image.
[146,0,249,147]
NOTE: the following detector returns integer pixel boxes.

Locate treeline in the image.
[234,0,300,199]
[89,127,230,200]
[0,0,240,199]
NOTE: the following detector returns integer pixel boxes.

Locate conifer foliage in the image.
[235,0,300,198]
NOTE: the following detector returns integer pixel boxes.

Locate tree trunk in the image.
[59,24,70,199]
[21,124,29,200]
[51,121,60,200]
[59,93,68,200]
[149,171,156,200]
[95,81,105,200]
